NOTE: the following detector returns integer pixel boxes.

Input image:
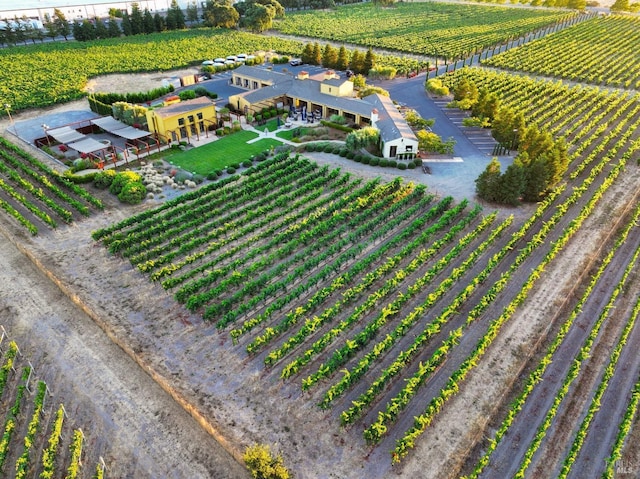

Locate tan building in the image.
[229,65,418,159]
[146,96,216,143]
[229,65,373,126]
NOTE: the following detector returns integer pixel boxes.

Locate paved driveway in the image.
[373,73,514,200]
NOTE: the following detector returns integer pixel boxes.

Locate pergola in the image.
[45,126,85,144]
[90,117,150,140]
[67,138,110,154]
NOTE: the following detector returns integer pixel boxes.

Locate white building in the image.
[0,0,196,23]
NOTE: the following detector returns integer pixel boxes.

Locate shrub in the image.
[118,181,147,204]
[93,169,116,189]
[226,166,236,174]
[206,172,218,180]
[192,174,205,184]
[230,162,241,169]
[346,151,355,159]
[353,155,362,163]
[194,86,210,98]
[407,162,416,169]
[397,162,407,170]
[338,148,348,157]
[174,170,193,184]
[243,444,290,479]
[361,156,370,165]
[388,160,397,168]
[254,152,267,162]
[263,111,271,120]
[242,160,253,168]
[178,89,197,101]
[329,114,346,124]
[323,144,334,153]
[369,157,380,166]
[109,170,141,195]
[379,159,389,167]
[426,78,450,96]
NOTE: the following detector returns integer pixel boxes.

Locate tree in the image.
[350,49,365,74]
[166,0,186,29]
[53,8,71,40]
[129,3,144,35]
[471,87,500,122]
[336,46,349,71]
[243,3,274,32]
[453,77,478,102]
[492,107,524,147]
[611,0,630,9]
[416,129,455,154]
[345,126,379,151]
[475,157,502,202]
[243,444,290,479]
[204,0,239,28]
[43,13,58,40]
[121,11,132,35]
[187,1,200,23]
[300,43,315,64]
[142,9,155,33]
[322,44,338,69]
[108,16,122,37]
[72,20,96,41]
[497,160,525,205]
[311,42,322,66]
[95,17,109,38]
[153,13,166,32]
[363,47,376,75]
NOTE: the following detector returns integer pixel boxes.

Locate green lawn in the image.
[166,130,283,175]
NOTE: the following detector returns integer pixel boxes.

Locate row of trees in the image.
[0,0,284,46]
[476,121,568,205]
[449,77,568,204]
[299,42,376,75]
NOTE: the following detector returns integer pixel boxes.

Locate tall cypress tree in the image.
[312,42,322,66]
[336,46,349,71]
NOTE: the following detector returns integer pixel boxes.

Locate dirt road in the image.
[0,229,248,479]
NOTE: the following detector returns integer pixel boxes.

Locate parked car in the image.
[289,58,303,66]
[345,69,354,78]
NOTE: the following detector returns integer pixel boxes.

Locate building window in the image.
[197,113,203,120]
[253,81,258,89]
[178,118,185,126]
[405,145,413,152]
[188,115,194,123]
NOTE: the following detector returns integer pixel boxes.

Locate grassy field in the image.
[166,130,282,174]
[273,2,574,60]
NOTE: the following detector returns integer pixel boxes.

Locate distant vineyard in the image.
[0,137,102,235]
[273,2,575,60]
[483,15,640,89]
[0,335,103,478]
[0,29,305,111]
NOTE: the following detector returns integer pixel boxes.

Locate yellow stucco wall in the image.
[319,81,353,97]
[146,100,216,142]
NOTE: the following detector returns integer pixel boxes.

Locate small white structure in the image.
[365,94,419,160]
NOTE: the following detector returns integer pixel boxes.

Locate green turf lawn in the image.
[166,130,283,175]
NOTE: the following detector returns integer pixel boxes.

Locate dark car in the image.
[289,59,303,66]
[345,69,354,78]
